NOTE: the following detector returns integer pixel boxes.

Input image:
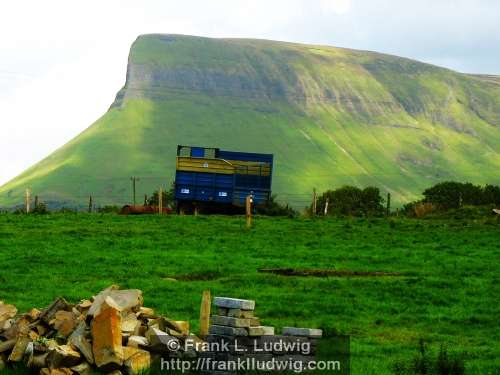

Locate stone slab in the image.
[227,309,254,319]
[211,315,251,328]
[282,327,323,338]
[247,326,275,336]
[213,297,255,311]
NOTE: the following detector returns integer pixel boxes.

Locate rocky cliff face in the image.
[1,34,499,208]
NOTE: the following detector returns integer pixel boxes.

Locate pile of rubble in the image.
[0,286,201,375]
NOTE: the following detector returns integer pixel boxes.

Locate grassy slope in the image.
[0,214,498,373]
[1,35,499,208]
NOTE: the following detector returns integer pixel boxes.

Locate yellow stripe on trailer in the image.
[176,157,271,176]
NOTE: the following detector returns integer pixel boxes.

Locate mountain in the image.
[1,34,499,208]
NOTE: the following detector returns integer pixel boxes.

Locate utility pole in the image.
[386,193,391,217]
[88,195,93,213]
[324,198,329,216]
[130,177,140,206]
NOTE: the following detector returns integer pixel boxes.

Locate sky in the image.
[1,0,499,185]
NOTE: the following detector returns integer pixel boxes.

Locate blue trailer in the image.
[174,145,273,212]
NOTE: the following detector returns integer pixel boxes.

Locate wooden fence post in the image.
[34,195,39,210]
[144,194,148,206]
[158,187,163,214]
[246,195,253,228]
[324,198,329,216]
[386,193,391,217]
[25,188,31,214]
[312,188,317,216]
[199,290,211,338]
[88,195,93,213]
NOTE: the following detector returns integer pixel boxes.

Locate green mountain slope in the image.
[1,34,499,208]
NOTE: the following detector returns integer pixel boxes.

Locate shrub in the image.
[392,340,465,375]
[32,202,49,214]
[316,186,384,217]
[423,181,500,209]
[147,185,176,209]
[256,195,298,217]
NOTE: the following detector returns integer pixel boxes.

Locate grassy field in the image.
[0,213,499,374]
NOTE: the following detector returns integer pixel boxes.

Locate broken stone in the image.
[71,361,92,375]
[147,317,166,331]
[35,324,48,336]
[40,367,73,375]
[33,338,58,353]
[4,315,31,338]
[91,298,123,368]
[28,330,39,341]
[88,287,142,317]
[1,318,14,332]
[121,312,140,334]
[52,310,77,337]
[145,327,180,352]
[27,352,48,368]
[136,307,155,319]
[27,308,41,321]
[135,325,147,337]
[248,326,275,336]
[72,307,82,317]
[124,350,151,375]
[123,346,142,360]
[213,297,255,311]
[166,320,190,335]
[68,322,94,364]
[127,335,149,348]
[0,338,16,353]
[0,301,17,324]
[282,327,323,338]
[211,316,251,328]
[40,298,71,324]
[8,336,30,362]
[46,345,81,368]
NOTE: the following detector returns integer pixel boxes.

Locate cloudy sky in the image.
[1,0,499,185]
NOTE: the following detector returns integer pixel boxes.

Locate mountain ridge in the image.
[1,34,499,208]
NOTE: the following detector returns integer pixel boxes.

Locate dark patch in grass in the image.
[165,271,221,281]
[258,268,403,277]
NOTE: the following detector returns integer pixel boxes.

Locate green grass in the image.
[1,34,499,209]
[0,213,499,374]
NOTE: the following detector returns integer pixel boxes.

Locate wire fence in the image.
[2,172,499,212]
[0,174,320,211]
